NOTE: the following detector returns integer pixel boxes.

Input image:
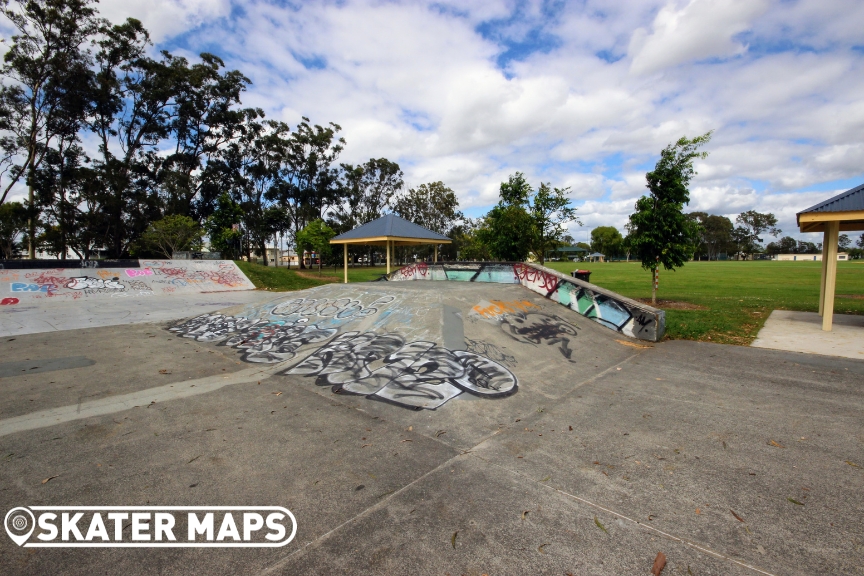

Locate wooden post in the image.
[434,244,437,263]
[822,221,839,331]
[343,244,348,284]
[819,228,829,316]
[386,240,391,274]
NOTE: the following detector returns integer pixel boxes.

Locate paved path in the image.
[0,283,861,575]
[752,309,864,360]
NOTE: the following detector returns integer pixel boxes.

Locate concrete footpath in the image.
[752,309,864,360]
[0,282,862,575]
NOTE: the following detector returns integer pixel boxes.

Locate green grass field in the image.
[236,259,864,345]
[544,260,864,344]
[235,261,390,290]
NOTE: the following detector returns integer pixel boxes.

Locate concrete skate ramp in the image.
[169,281,648,413]
[0,259,264,336]
[385,261,665,341]
[1,259,253,303]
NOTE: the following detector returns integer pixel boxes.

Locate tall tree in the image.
[735,210,780,259]
[392,181,461,234]
[627,132,711,303]
[590,226,623,258]
[157,53,251,219]
[333,157,403,231]
[528,182,578,264]
[279,117,345,259]
[295,218,335,274]
[0,0,100,259]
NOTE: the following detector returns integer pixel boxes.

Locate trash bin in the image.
[571,269,591,282]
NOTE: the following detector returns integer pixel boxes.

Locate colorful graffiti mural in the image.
[1,260,254,302]
[386,262,664,341]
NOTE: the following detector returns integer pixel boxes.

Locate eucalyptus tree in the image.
[157,53,251,219]
[0,0,101,258]
[280,117,345,250]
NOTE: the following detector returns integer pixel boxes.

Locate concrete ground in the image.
[0,282,862,575]
[752,310,864,360]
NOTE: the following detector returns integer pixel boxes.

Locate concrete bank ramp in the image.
[0,260,264,336]
[169,281,650,414]
[1,259,253,303]
[385,261,665,342]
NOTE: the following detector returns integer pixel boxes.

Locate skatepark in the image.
[1,260,862,575]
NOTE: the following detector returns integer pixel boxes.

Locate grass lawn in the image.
[234,261,391,290]
[544,260,864,344]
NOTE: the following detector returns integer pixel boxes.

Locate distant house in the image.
[775,253,848,261]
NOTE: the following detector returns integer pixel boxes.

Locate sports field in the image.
[544,260,864,344]
[237,259,864,345]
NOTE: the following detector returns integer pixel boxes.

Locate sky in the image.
[10,0,864,243]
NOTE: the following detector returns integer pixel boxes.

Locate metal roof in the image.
[798,182,864,214]
[330,213,451,242]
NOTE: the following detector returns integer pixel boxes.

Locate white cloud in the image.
[628,0,770,75]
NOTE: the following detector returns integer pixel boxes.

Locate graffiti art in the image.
[169,313,518,410]
[386,262,663,341]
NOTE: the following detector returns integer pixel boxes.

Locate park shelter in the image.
[797,183,864,331]
[586,252,605,263]
[329,214,452,283]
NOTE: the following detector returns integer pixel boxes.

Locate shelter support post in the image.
[434,245,437,263]
[386,240,391,274]
[822,221,839,331]
[819,228,829,315]
[343,244,348,284]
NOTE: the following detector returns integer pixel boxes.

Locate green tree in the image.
[205,192,243,259]
[478,173,578,263]
[1,0,101,259]
[138,214,203,258]
[528,182,578,264]
[627,132,711,303]
[590,226,623,259]
[296,218,335,275]
[765,236,798,255]
[0,200,28,258]
[735,210,780,259]
[838,234,851,251]
[392,181,462,263]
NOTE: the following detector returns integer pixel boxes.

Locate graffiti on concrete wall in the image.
[141,260,249,288]
[66,276,125,291]
[169,311,518,410]
[1,297,18,305]
[387,262,663,341]
[271,295,395,321]
[499,311,578,361]
[471,299,540,319]
[170,313,338,363]
[464,338,516,368]
[287,331,517,410]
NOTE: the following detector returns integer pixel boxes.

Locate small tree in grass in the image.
[140,215,204,259]
[296,218,335,275]
[627,132,711,304]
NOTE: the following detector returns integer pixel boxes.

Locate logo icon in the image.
[4,507,35,546]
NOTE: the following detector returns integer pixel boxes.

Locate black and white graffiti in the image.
[169,314,336,363]
[499,312,578,362]
[286,331,517,410]
[465,338,517,367]
[271,295,395,320]
[66,276,125,291]
[170,309,518,409]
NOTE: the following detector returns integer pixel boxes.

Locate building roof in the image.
[548,246,588,253]
[330,213,451,245]
[798,183,864,214]
[587,252,605,257]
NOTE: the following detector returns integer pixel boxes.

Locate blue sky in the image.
[9,0,864,243]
